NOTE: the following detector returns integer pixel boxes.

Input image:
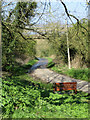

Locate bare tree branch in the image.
[17,31,27,40]
[1,2,13,8]
[19,26,47,37]
[2,20,48,38]
[30,2,47,26]
[2,21,13,39]
[59,0,74,23]
[69,14,88,32]
[17,30,33,40]
[7,10,14,19]
[2,21,33,41]
[60,0,88,32]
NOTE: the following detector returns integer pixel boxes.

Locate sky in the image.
[3,0,89,2]
[3,0,89,25]
[33,0,88,26]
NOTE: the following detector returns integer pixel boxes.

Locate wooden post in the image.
[66,18,71,69]
[88,1,90,68]
[0,1,2,75]
[0,0,2,118]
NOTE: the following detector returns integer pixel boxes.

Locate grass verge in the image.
[51,65,89,82]
[44,57,55,68]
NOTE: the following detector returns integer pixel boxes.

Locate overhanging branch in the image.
[69,14,88,32]
[2,21,13,39]
[60,0,88,32]
[19,26,47,37]
[30,2,47,26]
[1,2,14,8]
[2,21,48,38]
[17,31,33,40]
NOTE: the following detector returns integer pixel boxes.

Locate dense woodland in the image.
[1,1,89,72]
[1,0,89,118]
[2,1,37,71]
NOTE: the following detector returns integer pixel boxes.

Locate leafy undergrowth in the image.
[27,59,38,66]
[64,68,89,81]
[51,65,89,82]
[2,61,89,118]
[44,57,55,68]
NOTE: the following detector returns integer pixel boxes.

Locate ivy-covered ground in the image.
[2,60,89,118]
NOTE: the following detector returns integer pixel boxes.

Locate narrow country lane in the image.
[28,58,48,73]
[28,58,89,93]
[29,68,89,93]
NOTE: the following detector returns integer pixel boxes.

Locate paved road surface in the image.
[29,68,89,93]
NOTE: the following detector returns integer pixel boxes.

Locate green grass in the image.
[44,57,55,68]
[64,68,89,81]
[2,59,89,118]
[26,59,38,66]
[51,65,89,82]
[44,57,53,63]
[27,57,55,68]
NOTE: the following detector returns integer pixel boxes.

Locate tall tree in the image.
[2,1,38,71]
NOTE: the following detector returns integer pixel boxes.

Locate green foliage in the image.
[27,59,38,66]
[44,57,55,68]
[2,75,89,118]
[2,77,40,118]
[2,22,16,69]
[48,28,68,63]
[51,66,63,74]
[36,38,55,58]
[2,62,89,118]
[48,20,88,66]
[2,25,36,72]
[40,50,49,57]
[45,57,53,63]
[64,68,89,81]
[68,19,88,66]
[13,1,37,27]
[2,1,37,72]
[51,65,89,82]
